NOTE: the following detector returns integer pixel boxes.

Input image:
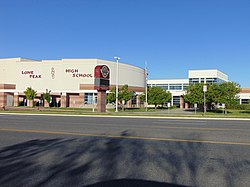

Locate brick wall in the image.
[240,88,250,93]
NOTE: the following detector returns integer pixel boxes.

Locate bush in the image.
[19,101,24,106]
[34,101,40,107]
[228,104,250,110]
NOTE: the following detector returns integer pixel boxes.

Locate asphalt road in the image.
[0,114,250,187]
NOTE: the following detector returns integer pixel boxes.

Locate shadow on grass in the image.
[0,131,249,187]
[240,110,250,114]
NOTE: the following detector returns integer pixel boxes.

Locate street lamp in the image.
[203,85,207,115]
[114,57,120,112]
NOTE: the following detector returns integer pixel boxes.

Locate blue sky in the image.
[1,0,250,87]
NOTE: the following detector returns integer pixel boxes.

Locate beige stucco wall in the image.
[188,69,228,82]
[0,58,145,93]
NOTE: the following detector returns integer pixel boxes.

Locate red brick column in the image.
[0,93,6,107]
[180,96,184,109]
[61,93,67,108]
[14,93,19,106]
[97,91,107,112]
[136,95,140,108]
[185,102,189,109]
[79,93,85,107]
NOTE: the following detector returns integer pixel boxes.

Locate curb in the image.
[1,112,250,121]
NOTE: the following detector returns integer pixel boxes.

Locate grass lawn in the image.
[1,106,250,118]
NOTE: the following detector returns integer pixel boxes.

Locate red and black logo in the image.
[100,65,109,78]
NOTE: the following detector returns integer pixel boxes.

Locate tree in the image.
[24,87,37,107]
[206,83,221,104]
[107,85,134,111]
[43,89,52,107]
[147,86,172,109]
[119,85,134,111]
[185,82,240,113]
[217,82,240,113]
[107,87,116,104]
[184,83,208,106]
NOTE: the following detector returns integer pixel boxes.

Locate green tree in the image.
[43,89,52,106]
[207,83,221,104]
[24,87,37,107]
[107,85,134,111]
[107,87,116,104]
[185,82,240,113]
[184,83,207,106]
[218,82,240,113]
[119,85,134,111]
[148,86,172,109]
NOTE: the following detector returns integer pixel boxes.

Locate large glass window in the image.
[206,78,215,83]
[84,93,97,104]
[155,84,168,90]
[241,99,249,104]
[189,78,199,84]
[169,84,182,90]
[183,84,189,90]
[190,77,226,84]
[148,84,154,87]
[131,96,137,105]
[216,78,226,84]
[173,96,180,106]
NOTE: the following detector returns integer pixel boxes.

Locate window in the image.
[183,84,189,90]
[169,84,182,90]
[84,93,97,104]
[173,96,180,106]
[216,78,226,84]
[155,84,168,90]
[131,96,137,105]
[241,99,249,104]
[206,78,226,84]
[189,78,199,84]
[206,78,215,83]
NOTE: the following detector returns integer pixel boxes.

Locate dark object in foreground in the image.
[85,179,191,187]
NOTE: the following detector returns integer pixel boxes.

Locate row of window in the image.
[84,93,142,105]
[148,84,189,91]
[189,78,225,84]
[150,77,227,91]
[241,99,250,104]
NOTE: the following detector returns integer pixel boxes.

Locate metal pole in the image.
[204,91,206,115]
[114,57,120,112]
[92,92,95,112]
[145,61,148,112]
[203,85,207,115]
[146,79,148,112]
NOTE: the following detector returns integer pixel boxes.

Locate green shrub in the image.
[228,104,250,110]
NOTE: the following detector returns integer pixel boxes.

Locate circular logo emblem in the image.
[100,66,109,78]
[51,67,55,79]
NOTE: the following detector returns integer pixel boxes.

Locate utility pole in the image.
[203,85,207,115]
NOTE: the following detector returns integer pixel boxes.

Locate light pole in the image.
[145,62,148,112]
[92,92,95,112]
[114,57,120,112]
[203,85,207,115]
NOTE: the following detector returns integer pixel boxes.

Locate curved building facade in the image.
[0,58,146,108]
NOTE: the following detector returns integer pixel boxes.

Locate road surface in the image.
[0,114,250,187]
